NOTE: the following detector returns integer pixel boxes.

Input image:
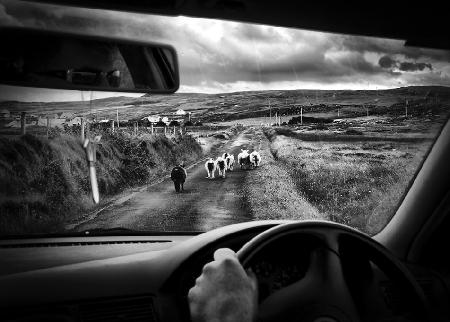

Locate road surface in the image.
[72,129,261,232]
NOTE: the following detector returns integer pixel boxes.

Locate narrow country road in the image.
[72,128,262,232]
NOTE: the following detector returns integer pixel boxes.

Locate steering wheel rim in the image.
[237,220,430,322]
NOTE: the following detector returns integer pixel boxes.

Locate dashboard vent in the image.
[0,240,171,248]
[79,296,157,322]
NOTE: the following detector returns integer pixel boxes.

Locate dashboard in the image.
[1,221,449,322]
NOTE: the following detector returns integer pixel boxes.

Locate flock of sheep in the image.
[204,149,261,179]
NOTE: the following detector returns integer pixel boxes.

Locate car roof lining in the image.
[26,0,450,50]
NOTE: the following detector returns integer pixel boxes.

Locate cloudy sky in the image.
[1,0,450,101]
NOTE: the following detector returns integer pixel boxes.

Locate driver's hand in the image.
[188,248,258,322]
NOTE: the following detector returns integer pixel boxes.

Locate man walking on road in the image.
[171,162,187,193]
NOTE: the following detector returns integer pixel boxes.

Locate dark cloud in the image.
[378,55,433,72]
[341,34,450,62]
[399,61,432,71]
[379,55,397,69]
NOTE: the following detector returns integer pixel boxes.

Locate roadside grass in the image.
[243,128,324,221]
[264,128,431,235]
[0,132,203,235]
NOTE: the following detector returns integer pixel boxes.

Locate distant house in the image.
[143,115,161,123]
[161,116,169,124]
[65,117,83,126]
[175,109,186,115]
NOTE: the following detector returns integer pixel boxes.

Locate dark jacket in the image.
[171,166,187,182]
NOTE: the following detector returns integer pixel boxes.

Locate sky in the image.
[1,0,450,101]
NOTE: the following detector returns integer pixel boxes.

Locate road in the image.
[72,129,261,232]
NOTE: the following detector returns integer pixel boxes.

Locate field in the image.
[260,126,431,234]
[1,86,449,125]
[0,86,449,235]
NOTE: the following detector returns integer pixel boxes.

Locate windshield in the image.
[1,0,449,236]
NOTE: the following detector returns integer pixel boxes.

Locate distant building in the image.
[143,115,161,123]
[143,110,192,125]
[65,117,83,126]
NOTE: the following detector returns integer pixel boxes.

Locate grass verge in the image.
[0,132,203,235]
[243,128,324,221]
[264,127,430,234]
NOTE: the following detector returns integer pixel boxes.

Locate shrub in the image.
[345,128,363,135]
[0,132,203,235]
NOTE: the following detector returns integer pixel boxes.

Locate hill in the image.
[1,86,449,122]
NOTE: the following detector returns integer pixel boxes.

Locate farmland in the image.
[0,86,449,235]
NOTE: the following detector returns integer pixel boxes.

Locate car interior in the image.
[1,1,450,322]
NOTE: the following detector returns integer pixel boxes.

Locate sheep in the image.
[216,156,227,178]
[222,152,234,171]
[238,149,252,169]
[205,158,217,179]
[226,154,235,171]
[250,151,261,167]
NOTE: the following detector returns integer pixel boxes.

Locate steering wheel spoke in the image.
[258,247,360,322]
[236,221,430,322]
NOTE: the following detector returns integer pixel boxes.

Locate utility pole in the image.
[301,107,303,125]
[46,117,50,139]
[268,99,271,125]
[81,117,86,141]
[20,112,26,135]
[405,99,408,117]
[116,108,120,128]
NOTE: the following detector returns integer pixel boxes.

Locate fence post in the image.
[173,125,176,135]
[164,126,167,136]
[46,117,50,139]
[20,112,26,135]
[81,117,86,141]
[134,122,138,136]
[111,120,115,133]
[151,123,154,134]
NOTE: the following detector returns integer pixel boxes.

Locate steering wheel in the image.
[237,221,430,322]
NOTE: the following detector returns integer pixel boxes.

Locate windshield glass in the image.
[1,0,449,236]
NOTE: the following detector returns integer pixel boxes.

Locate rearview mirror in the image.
[0,27,179,93]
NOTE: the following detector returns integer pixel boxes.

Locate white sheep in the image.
[238,149,251,169]
[226,154,235,171]
[216,156,227,178]
[205,158,217,179]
